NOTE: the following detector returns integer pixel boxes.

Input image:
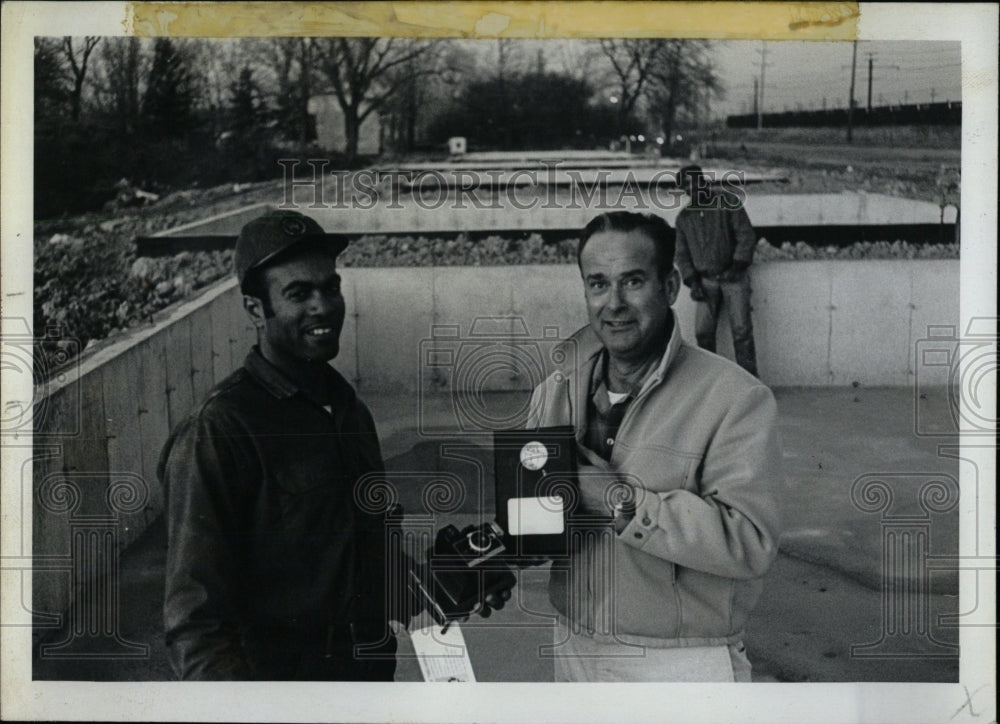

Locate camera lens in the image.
[467,529,493,552]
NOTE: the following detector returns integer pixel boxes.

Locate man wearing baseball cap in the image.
[159,211,471,680]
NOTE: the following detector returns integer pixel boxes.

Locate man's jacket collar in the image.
[637,310,684,397]
[243,348,356,413]
[561,311,683,443]
[569,310,683,392]
[244,348,298,399]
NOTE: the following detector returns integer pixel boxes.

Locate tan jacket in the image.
[527,314,782,647]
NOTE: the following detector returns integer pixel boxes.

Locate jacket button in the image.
[606,437,615,446]
[641,517,651,526]
[634,531,643,539]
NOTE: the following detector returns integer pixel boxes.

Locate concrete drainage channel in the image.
[136,163,958,256]
[32,155,959,681]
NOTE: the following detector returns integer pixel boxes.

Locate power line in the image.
[867,48,959,56]
[899,62,963,71]
[868,47,960,56]
[720,62,959,95]
[866,53,900,112]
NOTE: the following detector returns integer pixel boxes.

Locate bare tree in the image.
[597,39,720,145]
[93,37,147,136]
[34,38,69,119]
[550,40,601,82]
[646,40,720,146]
[599,39,660,136]
[257,38,317,145]
[60,36,101,121]
[314,38,443,162]
[292,38,316,145]
[380,41,471,153]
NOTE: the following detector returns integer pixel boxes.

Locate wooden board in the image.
[101,352,149,548]
[136,331,170,516]
[231,292,258,363]
[55,371,110,518]
[188,306,214,402]
[164,317,194,432]
[209,293,235,382]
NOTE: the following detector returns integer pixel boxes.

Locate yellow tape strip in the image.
[127,1,859,40]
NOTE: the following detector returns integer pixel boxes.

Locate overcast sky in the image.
[710,40,962,118]
[460,38,963,121]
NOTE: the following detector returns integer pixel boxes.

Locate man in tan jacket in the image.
[527,210,782,681]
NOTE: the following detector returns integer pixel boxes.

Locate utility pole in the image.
[866,53,900,112]
[756,41,767,130]
[752,77,759,117]
[867,55,874,112]
[847,40,858,142]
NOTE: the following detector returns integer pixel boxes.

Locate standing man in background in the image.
[675,164,760,376]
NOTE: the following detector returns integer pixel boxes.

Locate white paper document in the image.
[410,623,476,682]
[508,495,565,535]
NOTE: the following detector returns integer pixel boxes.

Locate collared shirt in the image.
[584,362,635,462]
[583,319,674,463]
[160,348,394,680]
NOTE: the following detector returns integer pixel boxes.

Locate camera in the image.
[418,317,575,436]
[913,318,997,437]
[412,521,516,626]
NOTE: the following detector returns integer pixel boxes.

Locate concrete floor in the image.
[33,387,960,682]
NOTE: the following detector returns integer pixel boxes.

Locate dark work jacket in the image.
[159,349,395,680]
[674,191,757,283]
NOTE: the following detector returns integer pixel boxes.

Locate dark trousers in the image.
[254,649,397,681]
[249,629,398,681]
[695,275,758,376]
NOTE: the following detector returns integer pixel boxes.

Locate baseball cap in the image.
[233,211,349,290]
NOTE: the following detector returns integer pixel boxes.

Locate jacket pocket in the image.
[614,440,699,495]
[268,450,355,535]
[611,542,682,639]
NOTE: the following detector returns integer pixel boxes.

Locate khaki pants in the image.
[552,620,752,682]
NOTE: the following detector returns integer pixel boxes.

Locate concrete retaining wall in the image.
[338,260,958,390]
[301,191,957,235]
[31,259,957,621]
[31,279,258,625]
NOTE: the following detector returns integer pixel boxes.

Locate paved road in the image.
[33,388,959,683]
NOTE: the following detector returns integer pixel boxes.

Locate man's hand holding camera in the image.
[407,521,516,632]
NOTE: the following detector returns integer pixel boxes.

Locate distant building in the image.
[307,95,382,155]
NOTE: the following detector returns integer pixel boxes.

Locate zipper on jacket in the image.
[671,563,683,639]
